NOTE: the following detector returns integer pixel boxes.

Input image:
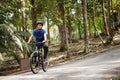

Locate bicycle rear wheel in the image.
[30,51,40,74]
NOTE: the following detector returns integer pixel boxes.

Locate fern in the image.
[0,24,30,64]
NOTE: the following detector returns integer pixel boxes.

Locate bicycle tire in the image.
[30,51,40,74]
[42,60,49,72]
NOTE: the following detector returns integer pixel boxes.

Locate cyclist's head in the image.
[36,21,43,30]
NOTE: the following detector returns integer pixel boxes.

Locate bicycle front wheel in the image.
[30,51,40,74]
[42,60,49,72]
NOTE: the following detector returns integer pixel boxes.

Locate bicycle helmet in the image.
[36,21,43,26]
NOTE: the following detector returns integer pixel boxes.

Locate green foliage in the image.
[0,24,21,52]
[112,0,120,10]
[0,24,29,62]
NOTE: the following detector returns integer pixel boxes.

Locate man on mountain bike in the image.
[27,21,48,61]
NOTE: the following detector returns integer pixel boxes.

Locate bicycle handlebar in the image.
[35,42,45,46]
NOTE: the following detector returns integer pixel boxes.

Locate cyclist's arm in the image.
[27,35,34,44]
[42,33,47,43]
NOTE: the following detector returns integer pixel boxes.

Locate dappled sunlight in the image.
[0,53,4,63]
[114,35,120,41]
[49,55,66,62]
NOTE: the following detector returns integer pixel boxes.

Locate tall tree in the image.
[82,0,89,53]
[20,0,25,31]
[57,0,70,57]
[102,0,110,36]
[77,19,82,39]
[30,0,37,29]
[46,16,50,44]
[107,0,114,43]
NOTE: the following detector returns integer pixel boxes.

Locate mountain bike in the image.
[29,42,49,74]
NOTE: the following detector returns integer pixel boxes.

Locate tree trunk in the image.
[92,17,98,37]
[20,0,25,31]
[102,0,110,36]
[47,17,50,44]
[107,0,114,42]
[31,0,37,29]
[58,25,62,42]
[62,6,69,54]
[67,16,72,43]
[68,26,72,43]
[99,19,104,34]
[118,9,120,24]
[57,0,70,57]
[78,19,82,39]
[82,0,89,53]
[21,11,25,31]
[92,2,97,38]
[88,17,92,37]
[111,0,115,29]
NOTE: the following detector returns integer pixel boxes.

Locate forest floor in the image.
[1,33,120,76]
[49,34,120,66]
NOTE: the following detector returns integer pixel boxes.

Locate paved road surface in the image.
[1,47,120,80]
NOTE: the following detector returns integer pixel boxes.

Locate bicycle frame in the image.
[35,42,43,51]
[35,42,44,61]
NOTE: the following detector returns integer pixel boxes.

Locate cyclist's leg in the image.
[43,42,48,60]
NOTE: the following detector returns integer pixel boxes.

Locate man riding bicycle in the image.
[27,21,48,61]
